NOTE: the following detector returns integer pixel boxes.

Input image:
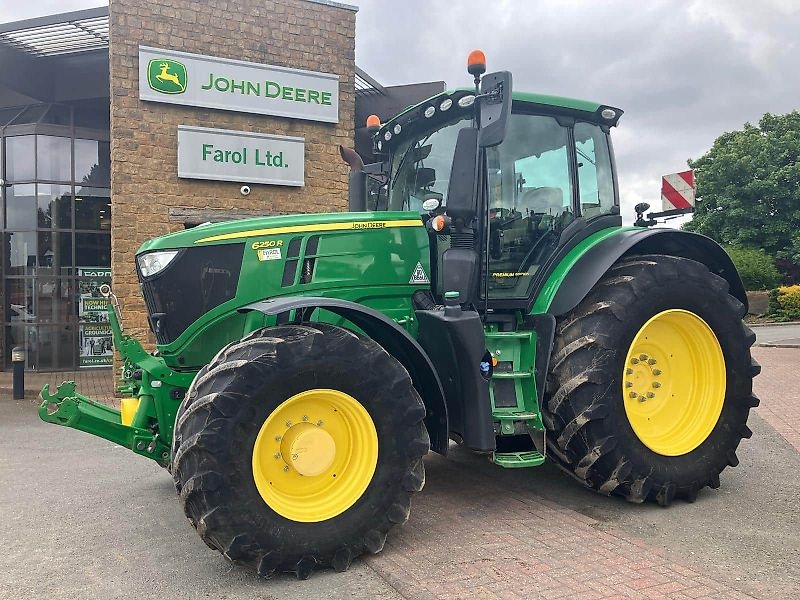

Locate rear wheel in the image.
[544,254,759,505]
[172,323,429,578]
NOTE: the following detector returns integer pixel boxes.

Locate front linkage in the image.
[38,295,194,467]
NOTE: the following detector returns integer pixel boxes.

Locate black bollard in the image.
[11,346,25,400]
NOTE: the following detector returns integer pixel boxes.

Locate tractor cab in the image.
[361,72,623,317]
[344,54,629,462]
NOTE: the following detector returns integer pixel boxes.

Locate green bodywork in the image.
[38,89,629,467]
[38,217,627,467]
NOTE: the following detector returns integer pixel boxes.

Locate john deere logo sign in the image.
[139,46,339,123]
[147,59,187,94]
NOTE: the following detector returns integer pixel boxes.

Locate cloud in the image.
[353,0,800,223]
[0,0,107,20]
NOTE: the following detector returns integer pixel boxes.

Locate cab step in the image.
[492,371,532,379]
[491,450,546,468]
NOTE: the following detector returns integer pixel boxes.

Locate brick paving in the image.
[0,368,115,404]
[366,454,759,600]
[751,347,800,451]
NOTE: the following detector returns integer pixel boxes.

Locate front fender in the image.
[546,228,747,316]
[240,296,449,455]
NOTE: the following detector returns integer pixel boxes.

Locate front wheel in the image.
[171,323,429,578]
[544,254,759,505]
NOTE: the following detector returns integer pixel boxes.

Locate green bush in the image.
[769,285,800,320]
[724,246,781,290]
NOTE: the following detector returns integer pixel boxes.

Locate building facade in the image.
[0,1,440,371]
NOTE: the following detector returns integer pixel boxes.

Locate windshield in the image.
[388,116,471,211]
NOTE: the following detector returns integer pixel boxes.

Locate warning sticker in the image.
[409,262,430,284]
[257,248,282,261]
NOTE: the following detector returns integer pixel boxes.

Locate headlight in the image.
[137,250,180,277]
[458,94,475,108]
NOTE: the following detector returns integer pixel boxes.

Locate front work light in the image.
[137,250,180,277]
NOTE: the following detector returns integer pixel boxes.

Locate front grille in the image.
[139,244,244,344]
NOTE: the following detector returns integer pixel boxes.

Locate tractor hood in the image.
[133,210,431,368]
[136,211,419,253]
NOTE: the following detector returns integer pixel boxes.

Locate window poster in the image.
[78,267,113,367]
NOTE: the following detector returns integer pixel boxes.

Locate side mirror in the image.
[445,128,479,223]
[478,70,512,148]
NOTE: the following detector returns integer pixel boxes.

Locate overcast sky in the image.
[3,0,799,223]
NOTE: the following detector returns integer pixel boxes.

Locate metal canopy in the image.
[355,67,387,98]
[0,7,109,57]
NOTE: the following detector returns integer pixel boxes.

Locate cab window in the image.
[575,122,616,218]
[485,114,573,300]
[387,117,471,211]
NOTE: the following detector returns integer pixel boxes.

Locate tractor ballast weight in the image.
[39,53,758,579]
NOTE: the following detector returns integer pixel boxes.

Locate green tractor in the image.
[40,53,759,579]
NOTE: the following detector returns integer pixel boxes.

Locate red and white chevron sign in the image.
[661,170,695,211]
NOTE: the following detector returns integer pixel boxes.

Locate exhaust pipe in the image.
[339,145,367,212]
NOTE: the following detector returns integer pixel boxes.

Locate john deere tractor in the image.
[40,52,759,579]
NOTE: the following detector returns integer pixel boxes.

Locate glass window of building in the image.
[2,103,110,370]
[37,184,73,229]
[37,136,72,182]
[6,136,35,181]
[6,183,37,230]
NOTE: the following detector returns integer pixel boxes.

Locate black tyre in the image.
[171,323,429,579]
[544,254,759,505]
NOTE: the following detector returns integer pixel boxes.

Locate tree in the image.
[683,111,800,264]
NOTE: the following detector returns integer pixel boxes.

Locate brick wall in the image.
[109,0,355,343]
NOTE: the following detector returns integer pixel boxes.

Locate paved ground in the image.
[0,368,115,403]
[753,322,800,347]
[1,347,797,599]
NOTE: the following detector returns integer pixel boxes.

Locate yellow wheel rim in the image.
[622,309,726,456]
[252,389,378,522]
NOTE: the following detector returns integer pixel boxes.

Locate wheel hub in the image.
[625,354,663,402]
[280,423,336,477]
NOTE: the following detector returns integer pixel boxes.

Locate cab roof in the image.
[375,88,622,149]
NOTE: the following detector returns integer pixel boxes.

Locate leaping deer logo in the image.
[156,62,184,91]
[147,58,187,94]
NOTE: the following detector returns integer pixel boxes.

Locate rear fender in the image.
[240,297,449,455]
[547,228,747,316]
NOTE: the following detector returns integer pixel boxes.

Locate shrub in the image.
[775,257,800,285]
[769,285,800,321]
[724,246,781,291]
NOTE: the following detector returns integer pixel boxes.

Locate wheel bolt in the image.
[302,415,309,422]
[626,368,633,375]
[638,395,646,402]
[639,354,648,361]
[625,381,633,388]
[274,435,282,441]
[629,391,638,398]
[652,382,661,388]
[283,466,289,472]
[653,369,662,376]
[648,358,657,365]
[273,453,281,459]
[631,358,639,364]
[285,421,292,427]
[647,392,655,398]
[317,420,323,426]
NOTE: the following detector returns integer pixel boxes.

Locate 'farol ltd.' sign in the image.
[139,46,339,123]
[177,126,305,187]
